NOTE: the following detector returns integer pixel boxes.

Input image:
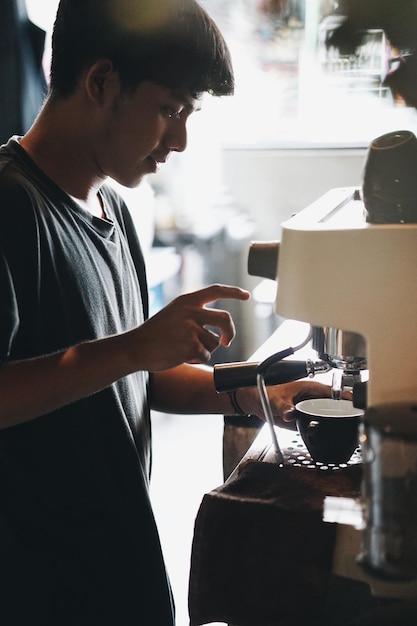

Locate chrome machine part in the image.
[312,326,367,373]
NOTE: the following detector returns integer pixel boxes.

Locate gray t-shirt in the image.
[0,138,174,625]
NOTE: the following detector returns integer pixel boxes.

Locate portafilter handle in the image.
[214,359,330,392]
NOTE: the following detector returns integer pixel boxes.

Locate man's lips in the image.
[146,157,158,173]
[147,155,168,172]
[150,154,168,165]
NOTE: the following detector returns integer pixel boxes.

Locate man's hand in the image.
[239,380,353,430]
[132,284,250,371]
[268,380,334,426]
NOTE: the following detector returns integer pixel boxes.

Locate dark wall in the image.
[0,0,47,144]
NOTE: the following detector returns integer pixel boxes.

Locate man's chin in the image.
[115,172,148,189]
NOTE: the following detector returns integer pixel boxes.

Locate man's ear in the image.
[85,59,119,103]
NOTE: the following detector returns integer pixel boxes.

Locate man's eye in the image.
[165,108,182,120]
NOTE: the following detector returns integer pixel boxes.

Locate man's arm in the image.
[0,284,249,429]
[150,363,333,427]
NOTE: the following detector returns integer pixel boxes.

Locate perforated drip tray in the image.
[247,426,362,471]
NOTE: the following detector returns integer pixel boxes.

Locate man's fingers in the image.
[183,304,237,348]
[187,284,251,307]
[199,326,222,353]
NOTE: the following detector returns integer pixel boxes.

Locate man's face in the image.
[95,79,199,188]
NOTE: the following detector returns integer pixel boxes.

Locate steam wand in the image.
[256,372,285,465]
[255,331,313,466]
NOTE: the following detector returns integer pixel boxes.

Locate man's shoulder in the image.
[0,143,44,243]
[0,138,35,197]
[0,138,57,220]
[0,163,37,223]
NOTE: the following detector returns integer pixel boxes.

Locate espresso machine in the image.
[273,172,417,581]
[215,131,417,587]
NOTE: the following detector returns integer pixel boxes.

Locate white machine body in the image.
[275,187,417,408]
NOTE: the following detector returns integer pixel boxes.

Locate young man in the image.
[0,1,331,623]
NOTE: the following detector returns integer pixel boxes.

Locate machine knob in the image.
[247,241,280,280]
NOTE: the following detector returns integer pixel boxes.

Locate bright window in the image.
[200,0,417,148]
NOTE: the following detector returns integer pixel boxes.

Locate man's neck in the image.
[20,106,106,217]
[69,193,105,219]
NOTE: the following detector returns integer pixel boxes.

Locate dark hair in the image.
[49,0,234,99]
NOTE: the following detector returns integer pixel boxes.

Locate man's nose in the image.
[164,119,188,153]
